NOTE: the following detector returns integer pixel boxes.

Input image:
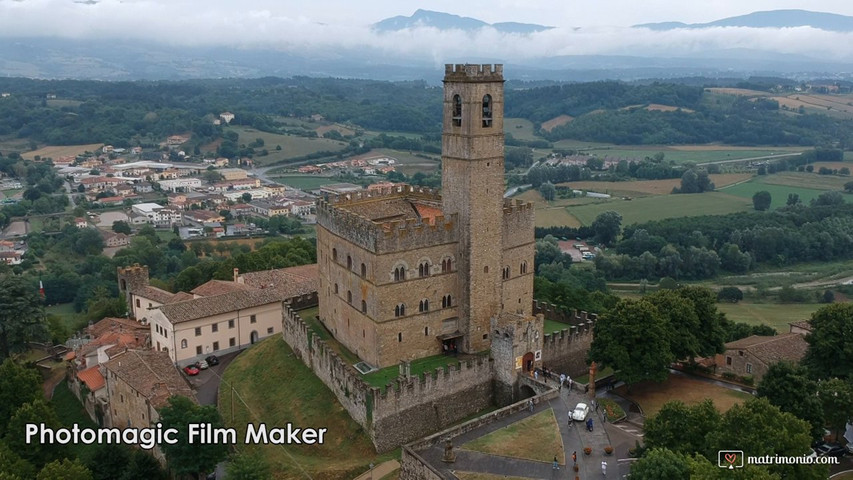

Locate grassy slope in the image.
[460,408,564,464]
[568,192,751,226]
[716,302,822,332]
[219,336,396,479]
[227,126,348,166]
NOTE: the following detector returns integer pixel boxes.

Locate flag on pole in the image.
[39,280,45,298]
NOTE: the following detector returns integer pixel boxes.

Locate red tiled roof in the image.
[77,366,105,391]
[87,317,147,338]
[238,264,318,299]
[725,333,808,366]
[190,280,253,297]
[103,350,196,409]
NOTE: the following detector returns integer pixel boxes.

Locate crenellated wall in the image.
[282,304,496,452]
[535,301,598,378]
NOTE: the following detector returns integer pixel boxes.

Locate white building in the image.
[131,203,182,226]
[157,178,202,193]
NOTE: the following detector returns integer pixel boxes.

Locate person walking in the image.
[603,411,608,423]
[534,369,539,381]
[528,399,534,412]
[601,461,607,476]
[568,376,573,391]
[572,451,577,465]
[553,456,559,470]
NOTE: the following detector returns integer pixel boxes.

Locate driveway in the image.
[184,351,242,406]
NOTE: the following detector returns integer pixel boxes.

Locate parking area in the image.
[182,351,242,405]
[557,239,598,262]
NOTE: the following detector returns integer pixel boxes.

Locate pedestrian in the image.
[572,451,577,465]
[553,456,559,470]
[601,461,607,476]
[528,399,534,412]
[594,400,599,412]
[560,373,566,386]
[603,411,608,423]
[534,369,539,380]
[558,380,562,392]
[568,376,573,391]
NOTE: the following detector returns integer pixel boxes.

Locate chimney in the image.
[233,268,239,283]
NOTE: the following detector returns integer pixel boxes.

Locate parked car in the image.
[815,443,847,457]
[196,360,209,370]
[183,365,200,376]
[571,403,590,421]
[205,355,220,366]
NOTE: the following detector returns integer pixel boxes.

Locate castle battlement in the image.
[502,198,534,215]
[542,319,595,345]
[324,184,442,207]
[444,64,504,81]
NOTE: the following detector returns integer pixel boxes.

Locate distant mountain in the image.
[373,9,552,34]
[635,9,853,32]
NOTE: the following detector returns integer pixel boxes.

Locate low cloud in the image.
[1,0,852,63]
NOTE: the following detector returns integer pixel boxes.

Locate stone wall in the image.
[282,304,497,452]
[535,301,597,378]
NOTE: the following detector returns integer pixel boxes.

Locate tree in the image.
[674,286,727,357]
[111,221,131,235]
[752,191,771,211]
[630,448,691,480]
[644,400,720,456]
[241,192,253,203]
[679,169,699,193]
[83,444,130,480]
[812,190,844,206]
[803,303,853,380]
[644,290,700,361]
[707,398,825,479]
[539,182,556,201]
[0,438,36,479]
[589,299,674,385]
[157,396,228,478]
[36,459,93,480]
[845,181,853,193]
[591,211,622,246]
[0,360,43,436]
[716,287,743,303]
[0,275,48,359]
[786,193,801,205]
[119,449,167,480]
[757,362,824,440]
[202,170,223,184]
[821,289,835,303]
[226,452,271,480]
[6,400,65,467]
[85,286,126,321]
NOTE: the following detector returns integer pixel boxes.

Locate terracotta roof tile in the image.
[87,317,148,338]
[725,333,808,365]
[239,264,318,299]
[164,292,195,304]
[77,366,105,391]
[103,350,196,409]
[191,280,253,297]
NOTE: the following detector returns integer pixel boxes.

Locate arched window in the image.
[418,261,430,277]
[482,94,493,127]
[361,300,367,314]
[419,299,429,312]
[394,265,406,282]
[180,339,187,349]
[347,255,352,270]
[441,257,453,273]
[520,261,528,275]
[332,248,337,262]
[442,295,452,308]
[361,263,367,277]
[395,304,406,317]
[502,266,510,280]
[424,326,429,336]
[347,291,352,304]
[334,283,339,294]
[452,94,462,127]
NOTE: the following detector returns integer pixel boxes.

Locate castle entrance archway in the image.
[522,352,534,373]
[520,385,535,400]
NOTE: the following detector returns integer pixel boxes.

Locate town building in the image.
[219,168,248,181]
[715,333,809,382]
[157,178,202,193]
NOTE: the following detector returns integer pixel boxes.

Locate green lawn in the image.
[461,409,565,464]
[720,178,843,209]
[568,192,751,226]
[759,172,851,191]
[227,126,348,166]
[51,382,99,458]
[543,319,572,335]
[716,302,822,332]
[269,174,336,190]
[363,354,469,389]
[45,303,88,334]
[575,366,614,385]
[219,336,397,479]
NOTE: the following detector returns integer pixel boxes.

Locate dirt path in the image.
[352,459,399,480]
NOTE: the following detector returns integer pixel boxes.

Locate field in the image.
[759,171,850,191]
[769,94,853,119]
[45,303,88,334]
[615,373,752,416]
[269,174,336,190]
[705,88,772,96]
[315,124,355,137]
[356,148,439,176]
[540,115,573,132]
[227,126,348,166]
[461,409,564,464]
[568,192,751,226]
[514,189,590,228]
[565,145,803,164]
[560,173,752,196]
[716,302,822,332]
[504,118,539,141]
[720,178,843,210]
[21,143,104,160]
[219,336,396,479]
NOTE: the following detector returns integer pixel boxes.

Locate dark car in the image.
[205,355,220,366]
[815,443,847,457]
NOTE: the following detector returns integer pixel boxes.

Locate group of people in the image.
[531,366,574,394]
[556,451,607,476]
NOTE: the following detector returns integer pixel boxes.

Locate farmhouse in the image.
[715,333,809,382]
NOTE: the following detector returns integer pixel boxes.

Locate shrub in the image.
[583,447,592,455]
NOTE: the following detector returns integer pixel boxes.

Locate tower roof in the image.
[443,64,504,82]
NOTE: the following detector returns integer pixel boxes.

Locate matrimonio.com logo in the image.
[718,450,744,469]
[718,449,840,468]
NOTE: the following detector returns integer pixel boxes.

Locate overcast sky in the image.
[2,1,853,61]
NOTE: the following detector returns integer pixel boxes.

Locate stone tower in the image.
[116,264,149,317]
[441,64,505,353]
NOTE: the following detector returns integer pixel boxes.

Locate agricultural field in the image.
[720,178,844,210]
[226,126,348,166]
[514,189,595,228]
[769,94,853,119]
[759,171,850,191]
[268,174,336,190]
[358,148,439,176]
[705,88,772,96]
[560,173,752,197]
[315,124,355,137]
[21,143,104,160]
[540,114,573,132]
[716,302,823,333]
[568,192,751,226]
[504,117,539,141]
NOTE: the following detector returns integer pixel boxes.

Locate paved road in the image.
[696,152,802,166]
[185,351,242,406]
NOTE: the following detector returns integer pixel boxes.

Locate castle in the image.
[317,64,536,370]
